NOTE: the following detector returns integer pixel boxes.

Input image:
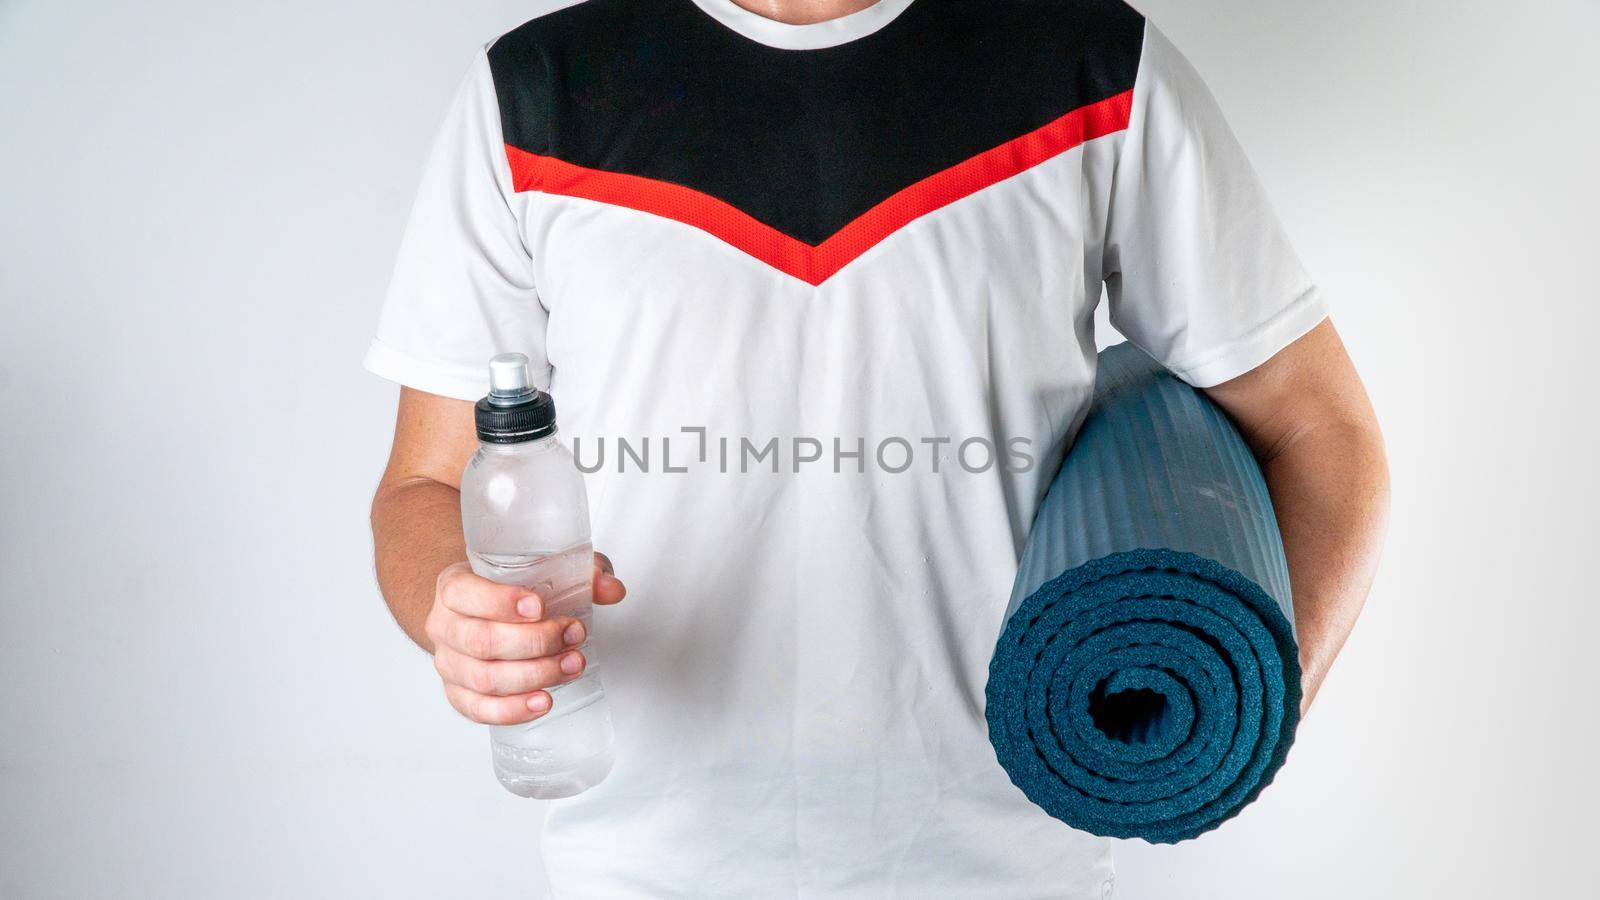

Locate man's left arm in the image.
[1202,318,1389,714]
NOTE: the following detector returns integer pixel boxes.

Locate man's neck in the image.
[726,0,882,26]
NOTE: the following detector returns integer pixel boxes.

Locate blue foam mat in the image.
[985,343,1301,843]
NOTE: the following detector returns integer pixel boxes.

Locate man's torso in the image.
[484,1,1144,895]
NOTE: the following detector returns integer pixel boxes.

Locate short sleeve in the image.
[362,48,550,401]
[1102,25,1328,387]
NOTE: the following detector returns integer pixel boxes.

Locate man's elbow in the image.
[370,474,451,531]
[1270,414,1391,520]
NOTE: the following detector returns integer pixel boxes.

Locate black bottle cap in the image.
[475,353,556,443]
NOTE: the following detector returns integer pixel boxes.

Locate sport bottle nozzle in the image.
[488,353,534,405]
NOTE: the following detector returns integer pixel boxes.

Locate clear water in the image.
[470,541,615,799]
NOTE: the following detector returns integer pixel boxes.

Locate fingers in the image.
[593,552,626,606]
[428,555,619,724]
[437,563,543,622]
[437,644,588,724]
[443,682,554,726]
[433,613,585,661]
[435,645,587,697]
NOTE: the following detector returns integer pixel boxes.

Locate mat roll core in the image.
[985,343,1302,843]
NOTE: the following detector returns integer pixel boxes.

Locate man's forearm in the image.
[371,477,466,652]
[1261,422,1389,713]
[1204,322,1390,714]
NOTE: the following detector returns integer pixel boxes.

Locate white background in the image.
[2,1,1596,897]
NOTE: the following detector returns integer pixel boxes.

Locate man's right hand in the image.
[371,389,629,722]
[424,555,624,725]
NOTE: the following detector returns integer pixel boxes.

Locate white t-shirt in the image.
[365,1,1326,896]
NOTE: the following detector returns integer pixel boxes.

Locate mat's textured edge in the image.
[987,547,1301,842]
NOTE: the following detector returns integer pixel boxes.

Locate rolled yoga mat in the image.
[986,343,1301,843]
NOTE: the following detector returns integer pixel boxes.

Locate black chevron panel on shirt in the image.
[487,0,1146,281]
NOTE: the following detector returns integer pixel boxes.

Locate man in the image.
[366,0,1388,896]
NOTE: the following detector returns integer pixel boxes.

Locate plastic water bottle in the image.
[460,353,614,798]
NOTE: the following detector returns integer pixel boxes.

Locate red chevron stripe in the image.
[504,89,1133,286]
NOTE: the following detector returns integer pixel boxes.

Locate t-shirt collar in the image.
[687,0,917,50]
